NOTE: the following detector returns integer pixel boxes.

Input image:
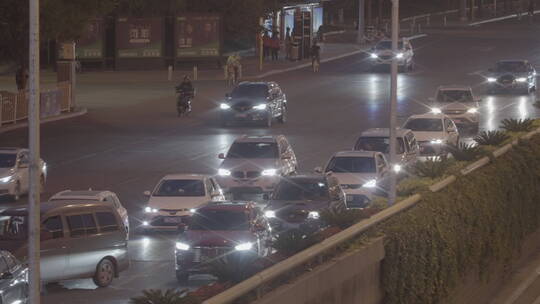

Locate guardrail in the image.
[203,126,540,304]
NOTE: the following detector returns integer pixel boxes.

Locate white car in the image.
[143,174,225,230]
[216,135,298,196]
[429,86,480,131]
[316,151,389,209]
[368,39,414,71]
[0,148,47,201]
[49,190,129,234]
[403,113,460,156]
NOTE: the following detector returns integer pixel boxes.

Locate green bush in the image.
[379,135,540,304]
[396,177,433,197]
[447,142,483,161]
[474,130,510,146]
[500,118,535,132]
[320,207,371,230]
[412,157,452,178]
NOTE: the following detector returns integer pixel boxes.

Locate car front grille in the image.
[246,171,261,178]
[232,103,252,112]
[380,55,392,60]
[443,109,466,115]
[498,75,514,84]
[232,171,245,178]
[418,142,437,155]
[346,194,370,209]
[278,209,308,223]
[192,247,232,263]
[150,216,187,226]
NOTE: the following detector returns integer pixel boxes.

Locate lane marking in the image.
[469,10,540,26]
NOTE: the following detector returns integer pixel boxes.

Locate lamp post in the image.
[388,0,399,205]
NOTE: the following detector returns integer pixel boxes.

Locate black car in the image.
[0,250,27,304]
[263,175,346,234]
[486,60,537,94]
[219,82,287,127]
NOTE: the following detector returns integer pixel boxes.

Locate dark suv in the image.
[0,250,28,304]
[219,82,287,127]
[174,202,272,283]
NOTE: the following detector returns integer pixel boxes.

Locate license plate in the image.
[164,217,182,224]
[236,113,247,118]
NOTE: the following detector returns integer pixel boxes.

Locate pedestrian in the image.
[311,40,321,72]
[15,66,28,91]
[262,31,271,60]
[226,53,241,85]
[528,0,535,21]
[271,31,280,61]
[285,27,292,60]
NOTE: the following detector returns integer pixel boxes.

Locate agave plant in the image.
[500,118,534,132]
[447,142,483,161]
[412,157,451,179]
[130,289,199,304]
[474,130,510,146]
[208,254,259,284]
[320,207,369,230]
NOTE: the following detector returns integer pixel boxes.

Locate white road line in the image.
[406,34,428,40]
[469,10,540,26]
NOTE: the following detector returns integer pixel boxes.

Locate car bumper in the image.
[371,58,408,66]
[175,248,255,274]
[221,110,268,122]
[143,212,191,230]
[418,142,446,156]
[444,113,478,126]
[490,81,531,90]
[216,175,280,193]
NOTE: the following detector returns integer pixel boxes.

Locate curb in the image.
[0,108,88,134]
[468,9,540,26]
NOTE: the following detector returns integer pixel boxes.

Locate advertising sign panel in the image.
[175,15,221,58]
[76,19,104,59]
[117,17,163,58]
[40,91,61,119]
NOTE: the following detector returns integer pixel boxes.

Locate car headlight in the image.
[261,169,277,176]
[362,179,377,188]
[235,242,253,251]
[220,103,231,110]
[393,164,402,173]
[487,77,496,82]
[370,53,378,59]
[430,139,443,144]
[431,108,442,114]
[142,221,149,226]
[396,53,404,59]
[264,210,276,218]
[144,206,158,213]
[516,77,527,82]
[467,107,478,113]
[308,211,320,219]
[218,168,231,176]
[176,242,190,251]
[189,208,196,213]
[253,104,267,110]
[0,176,12,183]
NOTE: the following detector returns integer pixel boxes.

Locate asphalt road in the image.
[1,16,540,304]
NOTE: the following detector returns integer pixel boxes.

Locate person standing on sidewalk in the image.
[270,32,280,61]
[15,66,28,91]
[311,41,321,72]
[285,27,292,60]
[262,31,271,60]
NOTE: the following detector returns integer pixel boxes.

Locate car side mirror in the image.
[143,190,151,196]
[177,223,187,234]
[314,166,323,173]
[218,153,225,159]
[0,272,13,280]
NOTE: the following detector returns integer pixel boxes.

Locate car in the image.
[142,174,225,231]
[174,201,272,283]
[353,128,419,170]
[316,151,389,209]
[263,175,346,233]
[49,190,129,234]
[428,86,480,131]
[486,60,537,94]
[0,250,28,304]
[216,135,298,196]
[403,113,460,156]
[0,201,129,287]
[368,39,414,71]
[219,81,287,127]
[0,148,47,201]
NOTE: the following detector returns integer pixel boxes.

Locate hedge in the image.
[379,135,540,304]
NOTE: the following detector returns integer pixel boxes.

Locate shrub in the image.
[208,254,259,284]
[272,229,318,256]
[474,130,509,146]
[396,177,433,196]
[320,207,371,230]
[447,142,483,161]
[412,157,452,178]
[500,118,535,132]
[130,289,200,304]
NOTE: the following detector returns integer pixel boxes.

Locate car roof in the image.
[406,113,447,120]
[437,85,472,91]
[0,200,114,217]
[234,135,281,143]
[161,174,209,181]
[0,148,25,154]
[360,128,412,137]
[50,190,112,201]
[332,150,378,158]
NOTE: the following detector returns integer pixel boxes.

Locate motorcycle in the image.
[175,89,193,117]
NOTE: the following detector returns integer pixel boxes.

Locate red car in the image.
[174,201,272,283]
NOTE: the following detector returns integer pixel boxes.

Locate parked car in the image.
[0,148,47,201]
[263,175,346,233]
[216,135,297,196]
[368,39,414,71]
[403,113,460,156]
[316,151,389,209]
[0,250,28,304]
[353,128,419,170]
[428,86,480,132]
[49,190,129,234]
[0,201,129,287]
[219,81,287,127]
[142,174,225,231]
[486,60,537,94]
[174,201,272,283]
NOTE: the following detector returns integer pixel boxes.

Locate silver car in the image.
[486,60,537,94]
[0,201,129,287]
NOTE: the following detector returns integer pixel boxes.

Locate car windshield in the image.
[274,180,330,201]
[231,84,269,98]
[0,154,16,168]
[496,62,527,73]
[436,90,474,103]
[0,215,28,240]
[154,180,205,197]
[326,157,376,173]
[355,137,405,154]
[189,209,249,230]
[226,142,278,158]
[404,118,443,132]
[376,41,404,49]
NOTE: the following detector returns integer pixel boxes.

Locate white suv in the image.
[216,135,298,195]
[429,86,480,131]
[403,113,460,156]
[143,174,225,230]
[0,148,47,201]
[368,39,414,71]
[316,151,389,209]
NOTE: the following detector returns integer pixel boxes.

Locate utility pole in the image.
[388,0,398,205]
[28,0,41,302]
[358,0,365,44]
[460,0,468,20]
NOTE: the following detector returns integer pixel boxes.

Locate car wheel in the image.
[278,106,287,123]
[176,271,189,285]
[11,182,21,201]
[93,258,115,287]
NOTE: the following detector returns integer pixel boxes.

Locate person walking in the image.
[262,31,271,60]
[528,0,535,22]
[311,40,321,72]
[270,32,280,61]
[226,53,241,85]
[15,66,28,91]
[285,27,292,60]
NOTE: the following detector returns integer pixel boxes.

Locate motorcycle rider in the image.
[176,75,195,115]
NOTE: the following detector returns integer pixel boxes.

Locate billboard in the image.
[116,17,163,58]
[175,15,221,58]
[76,19,104,59]
[40,91,61,119]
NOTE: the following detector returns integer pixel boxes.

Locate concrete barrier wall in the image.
[254,237,384,304]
